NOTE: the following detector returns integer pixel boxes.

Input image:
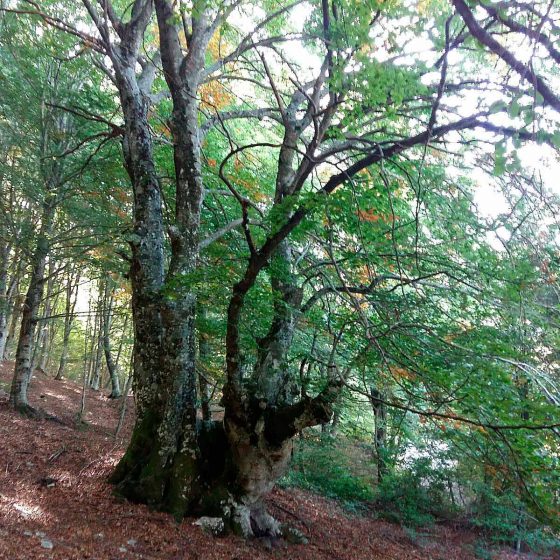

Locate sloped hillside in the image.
[0,363,555,560]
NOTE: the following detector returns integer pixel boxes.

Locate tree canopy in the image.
[0,0,558,547]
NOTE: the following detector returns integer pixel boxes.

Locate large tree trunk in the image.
[220,241,302,535]
[111,0,211,519]
[108,27,200,516]
[222,243,341,536]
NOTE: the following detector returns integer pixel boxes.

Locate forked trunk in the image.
[108,58,199,518]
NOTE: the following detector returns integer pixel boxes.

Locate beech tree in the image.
[2,0,559,537]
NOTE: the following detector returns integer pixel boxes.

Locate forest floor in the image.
[0,362,557,560]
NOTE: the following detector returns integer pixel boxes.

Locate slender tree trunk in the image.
[84,291,97,389]
[89,293,104,391]
[5,292,22,360]
[102,280,121,398]
[329,408,341,437]
[78,307,92,422]
[0,241,11,361]
[44,319,58,373]
[35,258,56,372]
[4,254,25,359]
[10,200,56,412]
[55,268,80,380]
[1,250,23,360]
[10,70,73,408]
[104,310,129,391]
[113,314,129,377]
[370,387,387,484]
[115,372,134,440]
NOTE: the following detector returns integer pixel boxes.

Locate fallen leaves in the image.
[0,362,553,560]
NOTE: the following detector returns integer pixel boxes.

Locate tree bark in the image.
[370,387,387,484]
[10,200,56,412]
[110,0,219,519]
[34,257,56,372]
[198,311,212,422]
[0,241,11,361]
[104,3,201,515]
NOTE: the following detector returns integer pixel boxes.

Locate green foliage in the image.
[374,457,456,527]
[281,435,375,508]
[470,482,560,556]
[0,0,559,552]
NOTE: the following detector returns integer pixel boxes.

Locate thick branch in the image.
[453,0,560,112]
[480,2,560,65]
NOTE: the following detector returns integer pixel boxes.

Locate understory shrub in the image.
[374,457,456,527]
[469,482,560,556]
[281,434,375,507]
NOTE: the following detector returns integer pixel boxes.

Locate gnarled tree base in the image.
[109,409,199,519]
[109,416,294,536]
[110,384,340,538]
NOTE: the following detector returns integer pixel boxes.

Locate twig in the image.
[48,445,66,463]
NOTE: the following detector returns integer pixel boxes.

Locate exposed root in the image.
[228,501,282,539]
[14,403,42,419]
[15,402,66,425]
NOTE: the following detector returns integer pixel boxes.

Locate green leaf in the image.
[489,100,507,114]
